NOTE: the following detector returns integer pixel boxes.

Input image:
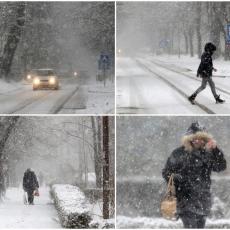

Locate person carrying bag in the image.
[162,122,226,228]
[23,168,39,205]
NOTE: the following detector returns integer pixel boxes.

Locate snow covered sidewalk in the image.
[0,187,61,228]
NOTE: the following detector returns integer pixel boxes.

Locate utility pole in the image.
[103,116,109,219]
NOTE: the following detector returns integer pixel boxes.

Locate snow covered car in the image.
[32,69,59,90]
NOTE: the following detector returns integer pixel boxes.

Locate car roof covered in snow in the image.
[31,68,54,71]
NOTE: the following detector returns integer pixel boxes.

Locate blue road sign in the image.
[98,53,110,70]
[159,39,170,48]
[226,24,230,44]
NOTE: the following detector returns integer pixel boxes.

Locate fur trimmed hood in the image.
[182,131,213,152]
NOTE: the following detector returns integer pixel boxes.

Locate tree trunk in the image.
[209,3,221,58]
[91,117,102,188]
[196,2,202,58]
[188,26,194,57]
[81,118,88,187]
[1,3,25,80]
[220,3,230,60]
[102,116,109,219]
[0,116,19,199]
[184,32,189,55]
[97,117,103,187]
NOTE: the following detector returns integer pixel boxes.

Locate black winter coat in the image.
[162,146,226,216]
[197,51,213,77]
[23,170,39,192]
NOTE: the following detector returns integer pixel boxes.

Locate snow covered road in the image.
[0,78,80,114]
[0,187,61,228]
[0,77,114,114]
[117,56,230,114]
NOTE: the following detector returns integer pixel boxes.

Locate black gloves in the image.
[173,173,183,183]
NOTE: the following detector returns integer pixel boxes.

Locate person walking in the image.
[188,43,225,104]
[162,122,226,228]
[23,168,39,205]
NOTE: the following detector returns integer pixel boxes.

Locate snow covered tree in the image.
[0,3,25,80]
[0,117,19,199]
[118,2,230,59]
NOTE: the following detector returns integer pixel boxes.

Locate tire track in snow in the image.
[7,91,53,114]
[51,86,79,114]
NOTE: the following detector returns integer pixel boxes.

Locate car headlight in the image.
[33,78,40,85]
[49,77,56,84]
[27,74,31,80]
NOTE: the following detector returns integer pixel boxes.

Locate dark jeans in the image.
[179,212,206,228]
[27,190,34,204]
[194,77,217,98]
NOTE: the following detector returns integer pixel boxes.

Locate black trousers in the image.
[27,190,34,204]
[179,212,206,228]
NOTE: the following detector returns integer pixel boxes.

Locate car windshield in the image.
[33,70,55,76]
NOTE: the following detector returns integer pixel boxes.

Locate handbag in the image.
[23,192,28,204]
[33,189,40,196]
[160,174,177,220]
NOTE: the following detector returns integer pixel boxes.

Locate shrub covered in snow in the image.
[51,184,92,228]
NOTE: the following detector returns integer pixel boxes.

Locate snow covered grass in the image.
[77,79,114,114]
[0,79,23,94]
[51,184,92,228]
[117,215,230,228]
[89,200,115,229]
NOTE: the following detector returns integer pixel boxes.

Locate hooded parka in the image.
[162,123,226,216]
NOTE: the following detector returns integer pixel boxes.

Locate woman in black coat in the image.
[23,168,39,205]
[162,122,226,228]
[188,42,225,104]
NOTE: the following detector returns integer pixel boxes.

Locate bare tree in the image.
[195,2,202,58]
[102,116,109,219]
[1,3,25,80]
[91,117,102,188]
[0,116,19,199]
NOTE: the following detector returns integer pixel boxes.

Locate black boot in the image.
[188,94,196,105]
[215,95,225,104]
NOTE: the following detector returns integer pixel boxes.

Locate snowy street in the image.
[0,2,114,115]
[117,56,230,114]
[0,187,60,228]
[0,77,114,114]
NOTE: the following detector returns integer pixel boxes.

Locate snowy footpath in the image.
[0,187,61,228]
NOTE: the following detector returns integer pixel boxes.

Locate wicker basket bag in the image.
[160,174,177,220]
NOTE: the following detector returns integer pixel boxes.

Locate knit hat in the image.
[186,121,206,135]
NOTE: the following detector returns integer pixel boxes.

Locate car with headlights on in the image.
[32,69,59,90]
[25,70,37,83]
